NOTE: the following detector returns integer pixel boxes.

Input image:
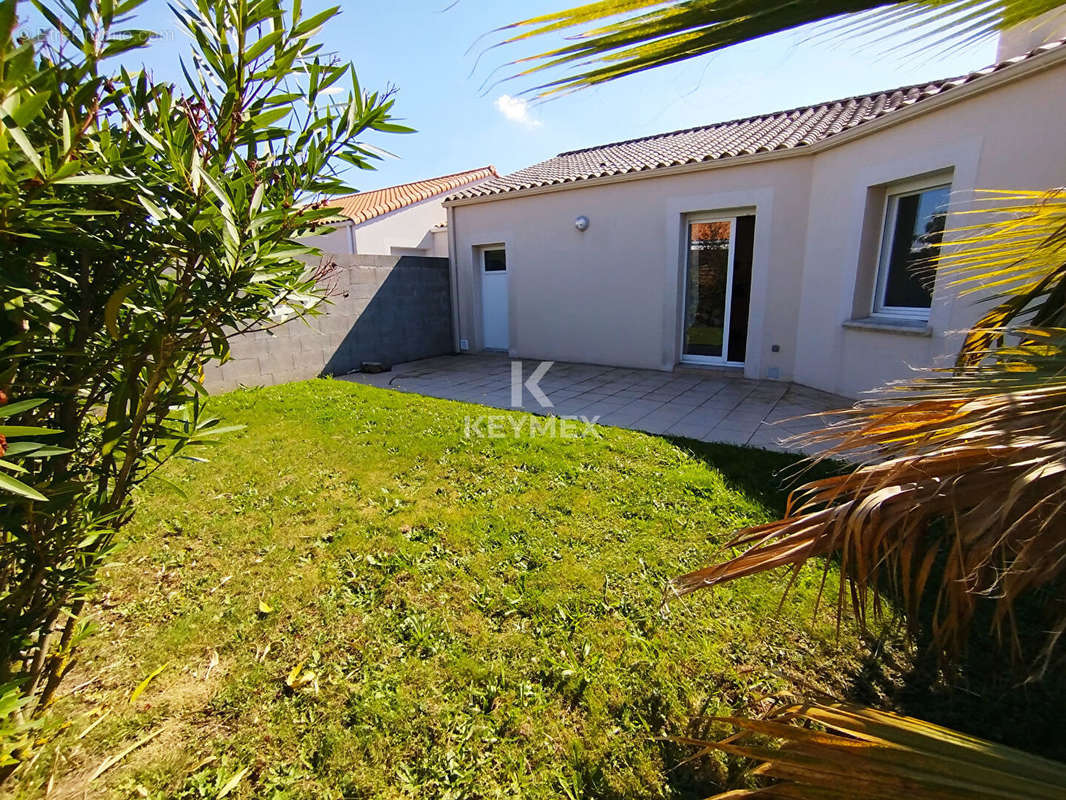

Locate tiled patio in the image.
[342,354,849,454]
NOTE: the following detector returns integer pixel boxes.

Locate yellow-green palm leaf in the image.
[498,0,1065,96]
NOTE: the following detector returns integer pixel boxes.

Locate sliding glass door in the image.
[681,214,755,366]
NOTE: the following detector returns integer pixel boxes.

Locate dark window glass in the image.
[727,215,755,363]
[483,249,506,272]
[881,185,950,310]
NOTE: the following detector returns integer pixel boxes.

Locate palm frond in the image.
[672,191,1066,671]
[692,700,1066,799]
[938,190,1066,366]
[496,0,1064,96]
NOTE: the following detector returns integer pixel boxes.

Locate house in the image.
[444,28,1066,399]
[314,166,497,257]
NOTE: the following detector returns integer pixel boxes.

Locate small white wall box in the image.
[459,339,470,351]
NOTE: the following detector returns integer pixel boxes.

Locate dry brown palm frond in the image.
[691,700,1066,799]
[675,380,1066,664]
[672,185,1066,671]
[683,360,1066,656]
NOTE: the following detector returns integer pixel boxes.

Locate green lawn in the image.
[684,324,723,348]
[3,380,993,798]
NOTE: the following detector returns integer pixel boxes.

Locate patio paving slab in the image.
[341,354,850,455]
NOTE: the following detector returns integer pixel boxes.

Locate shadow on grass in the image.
[850,593,1066,761]
[663,435,1066,764]
[662,435,841,517]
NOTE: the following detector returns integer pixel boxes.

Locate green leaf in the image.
[100,419,126,456]
[2,442,43,456]
[217,766,250,798]
[194,424,244,438]
[55,173,130,185]
[122,112,164,150]
[3,122,42,172]
[61,109,72,152]
[372,122,416,134]
[0,398,47,418]
[9,90,51,127]
[0,471,47,502]
[105,284,137,340]
[245,28,283,61]
[292,6,338,39]
[250,107,291,129]
[0,426,61,437]
[18,445,71,457]
[129,663,168,704]
[249,181,266,216]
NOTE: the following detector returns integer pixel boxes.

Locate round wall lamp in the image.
[574,215,590,232]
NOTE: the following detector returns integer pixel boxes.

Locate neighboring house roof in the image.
[327,166,497,223]
[448,40,1066,201]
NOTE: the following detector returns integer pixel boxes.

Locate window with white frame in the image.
[873,176,952,319]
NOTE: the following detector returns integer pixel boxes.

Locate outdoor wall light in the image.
[574,215,590,232]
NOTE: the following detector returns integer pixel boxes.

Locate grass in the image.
[684,324,723,349]
[9,379,1059,798]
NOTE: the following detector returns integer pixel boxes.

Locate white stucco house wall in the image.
[314,167,496,257]
[444,27,1066,399]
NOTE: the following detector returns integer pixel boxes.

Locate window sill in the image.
[843,316,932,337]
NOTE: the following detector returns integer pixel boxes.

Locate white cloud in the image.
[495,94,542,128]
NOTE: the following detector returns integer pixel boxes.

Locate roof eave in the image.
[339,171,499,225]
[444,44,1066,209]
[332,166,498,223]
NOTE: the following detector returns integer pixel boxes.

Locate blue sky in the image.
[27,1,999,192]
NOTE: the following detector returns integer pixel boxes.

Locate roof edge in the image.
[348,182,485,228]
[329,165,497,205]
[445,41,1066,208]
[552,75,973,159]
[330,165,498,224]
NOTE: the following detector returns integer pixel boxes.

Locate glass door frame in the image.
[680,212,743,367]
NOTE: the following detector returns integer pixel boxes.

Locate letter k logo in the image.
[511,361,554,408]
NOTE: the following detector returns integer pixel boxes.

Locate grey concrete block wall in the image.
[203,254,453,392]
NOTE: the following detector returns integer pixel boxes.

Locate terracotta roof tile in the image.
[449,40,1065,201]
[327,166,497,223]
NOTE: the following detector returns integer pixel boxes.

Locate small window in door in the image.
[483,249,507,272]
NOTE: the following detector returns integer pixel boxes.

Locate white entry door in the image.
[480,247,508,351]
